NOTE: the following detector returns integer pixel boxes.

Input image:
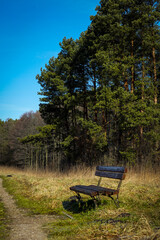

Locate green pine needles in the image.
[20,0,160,170]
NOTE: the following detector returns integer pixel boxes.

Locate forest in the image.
[0,0,160,171]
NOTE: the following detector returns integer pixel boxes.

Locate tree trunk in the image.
[152,47,157,104]
[82,65,88,120]
[102,110,107,140]
[123,71,128,91]
[93,68,97,122]
[42,149,45,170]
[83,86,88,120]
[142,56,145,101]
[30,146,33,169]
[140,55,145,138]
[131,39,135,93]
[35,148,38,172]
[45,145,48,172]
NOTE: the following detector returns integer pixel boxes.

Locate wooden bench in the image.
[70,166,127,207]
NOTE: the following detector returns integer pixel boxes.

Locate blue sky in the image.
[0,0,99,121]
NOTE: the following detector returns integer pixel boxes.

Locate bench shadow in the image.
[62,198,104,213]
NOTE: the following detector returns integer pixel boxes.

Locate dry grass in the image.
[0,165,160,240]
[0,200,9,240]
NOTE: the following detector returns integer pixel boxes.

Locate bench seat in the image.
[70,185,118,197]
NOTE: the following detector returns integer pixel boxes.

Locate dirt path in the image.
[0,178,58,240]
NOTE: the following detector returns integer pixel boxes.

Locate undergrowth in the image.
[0,166,160,240]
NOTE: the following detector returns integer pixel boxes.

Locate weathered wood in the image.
[70,185,118,196]
[70,185,98,197]
[88,185,118,195]
[96,166,127,173]
[95,171,126,180]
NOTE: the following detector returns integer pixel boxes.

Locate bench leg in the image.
[91,196,97,209]
[108,195,119,208]
[75,193,98,209]
[74,193,84,208]
[76,193,82,203]
[73,193,101,210]
[96,195,101,202]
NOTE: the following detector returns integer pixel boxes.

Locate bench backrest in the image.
[95,166,127,180]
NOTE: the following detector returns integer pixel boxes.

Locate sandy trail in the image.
[0,178,58,240]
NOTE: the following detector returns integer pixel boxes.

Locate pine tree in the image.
[35,0,160,169]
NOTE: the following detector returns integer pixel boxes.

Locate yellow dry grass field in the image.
[0,165,160,240]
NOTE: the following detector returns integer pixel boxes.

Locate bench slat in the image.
[70,185,118,196]
[88,185,118,195]
[95,170,125,180]
[70,185,98,197]
[96,166,127,173]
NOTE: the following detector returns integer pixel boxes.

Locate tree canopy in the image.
[34,0,160,170]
